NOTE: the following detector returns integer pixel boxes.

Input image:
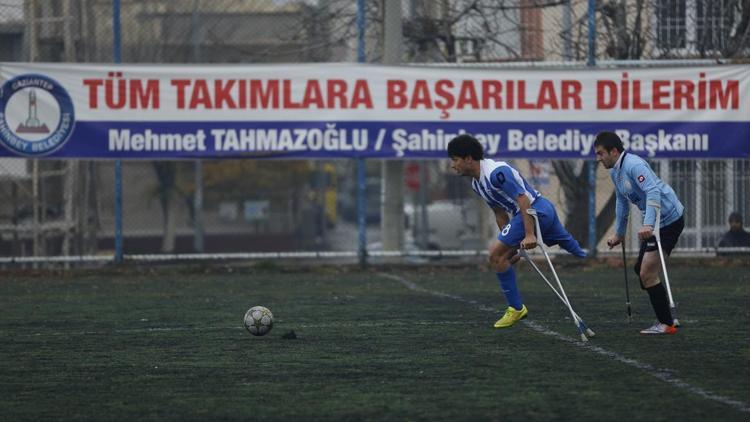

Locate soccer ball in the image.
[244,306,273,336]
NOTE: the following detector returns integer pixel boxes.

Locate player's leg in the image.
[534,197,586,258]
[490,217,528,328]
[640,215,685,334]
[489,240,522,309]
[637,215,685,334]
[640,250,675,323]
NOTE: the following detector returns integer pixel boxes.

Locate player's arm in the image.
[517,194,537,250]
[488,166,537,250]
[492,207,509,230]
[487,168,513,231]
[634,163,660,240]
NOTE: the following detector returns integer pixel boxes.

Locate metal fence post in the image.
[587,0,597,257]
[113,0,123,264]
[356,0,367,267]
[191,0,204,252]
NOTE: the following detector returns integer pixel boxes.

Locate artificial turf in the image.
[1,262,749,421]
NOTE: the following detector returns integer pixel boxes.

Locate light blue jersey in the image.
[471,159,541,216]
[611,152,684,237]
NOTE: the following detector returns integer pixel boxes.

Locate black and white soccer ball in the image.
[244,306,274,336]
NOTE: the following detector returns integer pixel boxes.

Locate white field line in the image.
[8,320,475,337]
[6,317,705,339]
[379,272,750,414]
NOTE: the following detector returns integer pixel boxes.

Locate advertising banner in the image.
[0,63,748,159]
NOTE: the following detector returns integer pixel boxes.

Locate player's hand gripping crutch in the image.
[518,248,595,338]
[647,201,679,327]
[524,208,592,341]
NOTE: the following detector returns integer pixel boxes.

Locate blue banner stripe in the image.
[1,120,748,159]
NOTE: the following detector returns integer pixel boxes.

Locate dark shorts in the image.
[635,215,684,287]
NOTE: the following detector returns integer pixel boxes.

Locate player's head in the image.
[594,131,624,152]
[447,134,484,160]
[447,134,483,177]
[728,211,744,231]
[593,131,624,169]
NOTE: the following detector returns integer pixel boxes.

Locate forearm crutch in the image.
[525,208,591,342]
[518,248,595,338]
[621,241,633,323]
[646,201,679,327]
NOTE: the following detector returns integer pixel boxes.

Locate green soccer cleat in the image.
[494,305,528,328]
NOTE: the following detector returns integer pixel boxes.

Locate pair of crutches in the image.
[520,208,595,342]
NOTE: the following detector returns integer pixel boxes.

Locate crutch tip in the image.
[673,318,681,327]
[580,334,588,342]
[586,328,595,337]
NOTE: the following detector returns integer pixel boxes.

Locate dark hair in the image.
[447,134,484,160]
[594,131,624,153]
[729,212,743,224]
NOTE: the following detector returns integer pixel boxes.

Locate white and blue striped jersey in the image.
[471,159,541,216]
[611,152,684,237]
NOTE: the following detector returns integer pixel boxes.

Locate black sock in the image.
[646,283,674,326]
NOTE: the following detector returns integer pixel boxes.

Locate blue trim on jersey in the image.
[492,167,525,199]
[522,178,541,201]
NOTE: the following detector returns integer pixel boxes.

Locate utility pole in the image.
[587,0,597,257]
[25,0,40,263]
[61,0,77,266]
[381,0,404,251]
[356,0,367,267]
[191,0,204,253]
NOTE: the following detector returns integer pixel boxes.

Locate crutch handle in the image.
[525,208,545,248]
[646,200,662,236]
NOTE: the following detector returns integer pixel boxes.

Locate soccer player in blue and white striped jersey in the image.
[448,134,586,329]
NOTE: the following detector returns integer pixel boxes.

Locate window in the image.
[654,0,739,54]
[696,0,737,52]
[454,37,482,62]
[656,0,687,50]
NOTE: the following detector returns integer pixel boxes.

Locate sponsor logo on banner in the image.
[0,74,75,156]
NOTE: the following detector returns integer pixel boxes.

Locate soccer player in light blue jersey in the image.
[594,131,685,335]
[447,134,586,329]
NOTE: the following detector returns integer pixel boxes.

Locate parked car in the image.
[404,200,481,251]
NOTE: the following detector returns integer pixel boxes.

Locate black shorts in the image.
[635,215,684,285]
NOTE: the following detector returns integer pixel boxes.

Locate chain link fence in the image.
[0,0,748,265]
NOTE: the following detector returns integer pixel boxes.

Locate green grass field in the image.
[1,261,749,421]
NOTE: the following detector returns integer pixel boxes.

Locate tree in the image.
[551,0,650,246]
[395,0,622,246]
[151,162,182,253]
[723,1,750,58]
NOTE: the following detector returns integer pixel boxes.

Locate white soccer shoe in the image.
[639,322,678,335]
